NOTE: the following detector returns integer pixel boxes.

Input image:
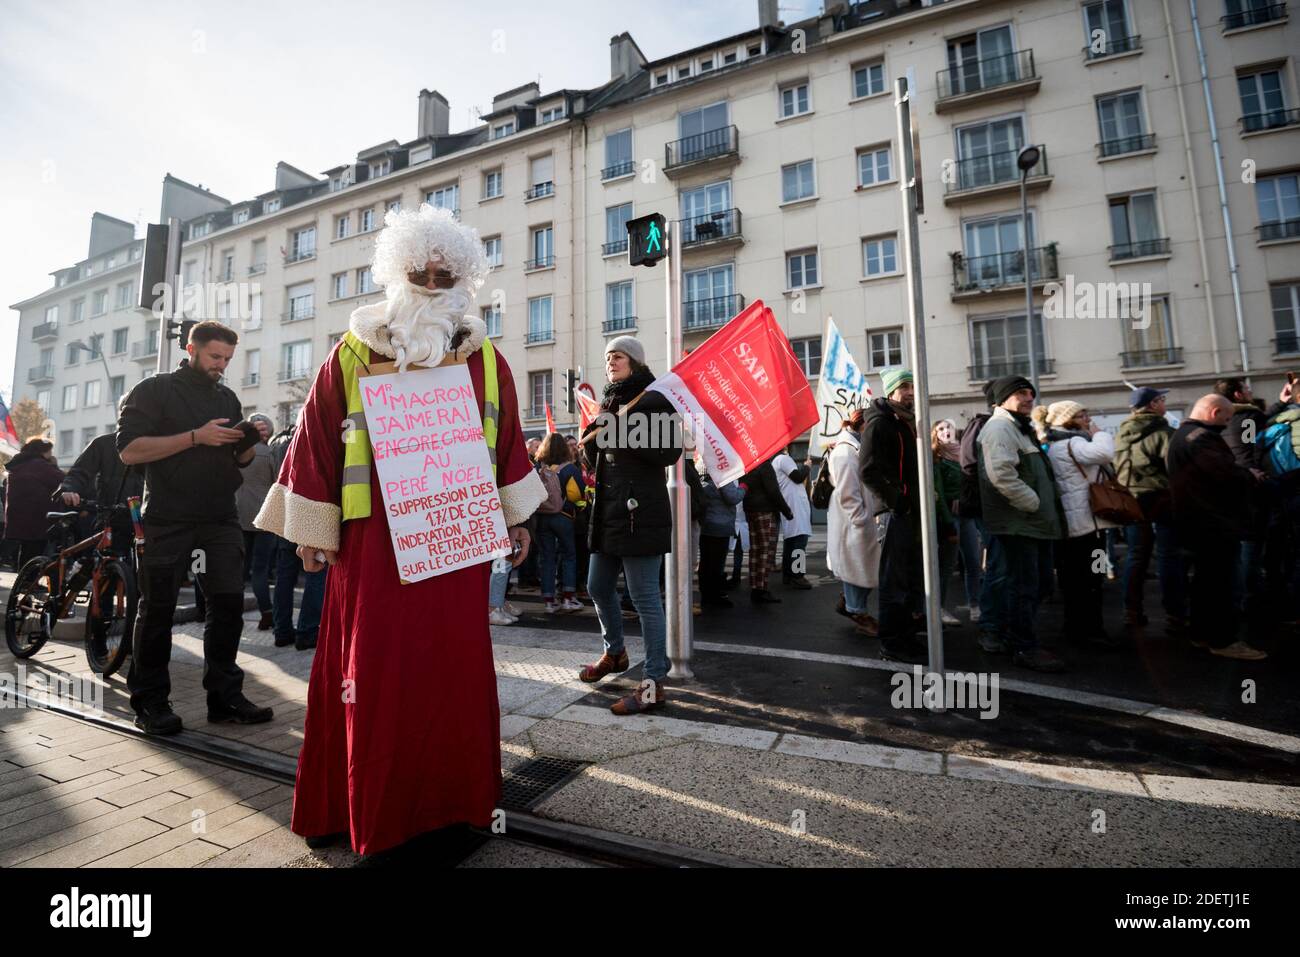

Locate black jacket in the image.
[859,397,920,515]
[1225,402,1287,471]
[741,460,792,519]
[583,379,682,557]
[60,433,144,510]
[116,360,247,524]
[1167,419,1255,543]
[957,412,991,517]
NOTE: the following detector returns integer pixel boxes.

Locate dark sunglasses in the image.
[408,267,457,289]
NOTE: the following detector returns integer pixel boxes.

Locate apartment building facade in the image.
[10,0,1300,460]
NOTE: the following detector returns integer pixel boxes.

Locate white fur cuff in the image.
[499,470,547,528]
[254,483,341,552]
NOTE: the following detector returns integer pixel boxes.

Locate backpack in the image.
[957,413,990,517]
[1263,415,1300,476]
[811,450,834,510]
[536,465,564,514]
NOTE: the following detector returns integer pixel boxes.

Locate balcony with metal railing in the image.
[1222,2,1287,30]
[1121,347,1184,368]
[278,367,311,383]
[968,357,1055,381]
[950,244,1059,298]
[943,146,1049,203]
[1241,107,1300,134]
[1083,34,1142,60]
[281,308,315,324]
[27,364,55,384]
[284,248,316,265]
[242,372,260,387]
[1097,133,1156,158]
[679,208,743,248]
[130,340,159,361]
[32,321,59,341]
[683,293,745,332]
[664,125,739,177]
[1274,331,1300,355]
[603,316,637,335]
[602,239,628,256]
[1259,219,1300,242]
[526,329,555,345]
[524,182,554,201]
[248,262,267,276]
[1109,237,1171,261]
[602,161,636,181]
[936,50,1039,112]
[525,254,555,271]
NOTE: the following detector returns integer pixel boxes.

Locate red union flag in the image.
[648,300,818,484]
[575,389,601,431]
[544,402,556,434]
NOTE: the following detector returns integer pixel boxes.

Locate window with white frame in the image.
[265,197,281,213]
[857,145,892,186]
[44,305,58,324]
[221,251,235,281]
[84,380,101,407]
[112,328,128,355]
[483,169,502,199]
[781,161,815,203]
[251,239,266,272]
[969,312,1047,378]
[248,290,263,328]
[492,121,515,139]
[786,250,819,289]
[115,281,132,309]
[482,304,502,338]
[360,208,375,232]
[233,208,250,224]
[1120,294,1176,359]
[88,333,103,358]
[779,82,811,118]
[607,281,634,330]
[66,342,80,366]
[1096,90,1148,154]
[530,226,554,268]
[356,268,374,295]
[59,429,73,452]
[290,226,316,261]
[91,290,107,316]
[1084,0,1136,56]
[82,426,97,447]
[190,221,211,239]
[862,235,899,276]
[62,384,77,411]
[529,371,553,418]
[483,236,502,268]
[287,283,314,320]
[604,129,633,178]
[605,203,632,252]
[867,330,905,371]
[678,102,728,144]
[409,145,432,165]
[528,296,553,342]
[1271,281,1300,353]
[387,198,401,213]
[109,376,124,403]
[332,273,348,300]
[370,158,390,178]
[1108,191,1164,258]
[529,155,554,196]
[790,337,822,377]
[539,104,565,123]
[335,214,351,240]
[36,389,50,411]
[680,181,731,242]
[426,184,459,214]
[71,299,84,322]
[245,350,260,385]
[853,60,885,98]
[1238,68,1288,131]
[281,340,312,379]
[1255,173,1299,237]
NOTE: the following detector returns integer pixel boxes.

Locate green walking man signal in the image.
[626,213,667,267]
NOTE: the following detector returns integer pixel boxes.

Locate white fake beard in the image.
[384,281,473,372]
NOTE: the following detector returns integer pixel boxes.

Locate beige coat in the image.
[825,431,882,588]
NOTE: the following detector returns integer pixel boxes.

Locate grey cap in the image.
[605,335,646,368]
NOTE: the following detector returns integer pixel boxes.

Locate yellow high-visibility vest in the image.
[337,333,499,522]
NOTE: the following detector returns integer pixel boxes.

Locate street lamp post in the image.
[1017,144,1042,395]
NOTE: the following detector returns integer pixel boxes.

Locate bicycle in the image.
[4,498,141,677]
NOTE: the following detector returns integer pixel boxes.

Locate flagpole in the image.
[895,73,946,687]
[665,219,694,680]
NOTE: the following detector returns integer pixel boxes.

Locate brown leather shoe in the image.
[610,679,666,715]
[578,650,630,683]
[852,613,879,637]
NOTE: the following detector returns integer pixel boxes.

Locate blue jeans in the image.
[243,529,275,613]
[978,528,1005,638]
[273,536,327,643]
[1122,519,1188,619]
[842,582,871,615]
[1233,539,1264,618]
[489,558,511,608]
[991,534,1045,651]
[588,552,668,682]
[956,516,984,608]
[538,513,577,598]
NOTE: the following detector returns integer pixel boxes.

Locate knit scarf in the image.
[601,368,656,414]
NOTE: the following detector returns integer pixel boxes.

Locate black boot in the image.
[208,694,274,725]
[135,702,183,736]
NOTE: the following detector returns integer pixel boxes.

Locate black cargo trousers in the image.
[128,518,247,713]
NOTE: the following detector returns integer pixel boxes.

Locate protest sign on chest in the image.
[357,356,510,584]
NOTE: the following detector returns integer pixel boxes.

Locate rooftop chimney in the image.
[609,32,645,82]
[758,0,779,29]
[87,212,134,259]
[418,89,450,139]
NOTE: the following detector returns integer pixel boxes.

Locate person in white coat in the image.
[1032,400,1121,649]
[772,446,813,589]
[826,410,882,636]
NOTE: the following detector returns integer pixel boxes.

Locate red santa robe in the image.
[254,311,544,855]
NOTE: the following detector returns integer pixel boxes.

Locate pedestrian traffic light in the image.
[166,319,198,347]
[626,213,666,267]
[564,369,577,414]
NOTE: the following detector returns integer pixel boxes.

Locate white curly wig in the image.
[370,203,490,294]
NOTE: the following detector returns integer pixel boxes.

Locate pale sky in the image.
[0,0,823,400]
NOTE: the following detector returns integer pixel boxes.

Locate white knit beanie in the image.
[605,335,646,368]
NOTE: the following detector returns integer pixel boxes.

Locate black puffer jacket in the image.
[741,459,792,519]
[582,369,683,556]
[859,397,920,515]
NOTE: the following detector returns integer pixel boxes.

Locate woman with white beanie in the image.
[1031,400,1121,649]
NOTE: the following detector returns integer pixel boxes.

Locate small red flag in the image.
[544,402,556,435]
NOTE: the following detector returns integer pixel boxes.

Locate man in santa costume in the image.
[255,205,545,854]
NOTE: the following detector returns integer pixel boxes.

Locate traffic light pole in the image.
[664,219,694,680]
[157,216,182,376]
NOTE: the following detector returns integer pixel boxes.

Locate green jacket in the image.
[977,408,1063,540]
[933,456,961,528]
[1114,411,1174,495]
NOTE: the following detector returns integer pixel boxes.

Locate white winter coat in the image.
[825,431,882,588]
[772,452,813,539]
[1043,429,1119,539]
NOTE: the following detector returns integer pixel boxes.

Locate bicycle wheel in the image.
[5,557,56,658]
[84,558,137,677]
